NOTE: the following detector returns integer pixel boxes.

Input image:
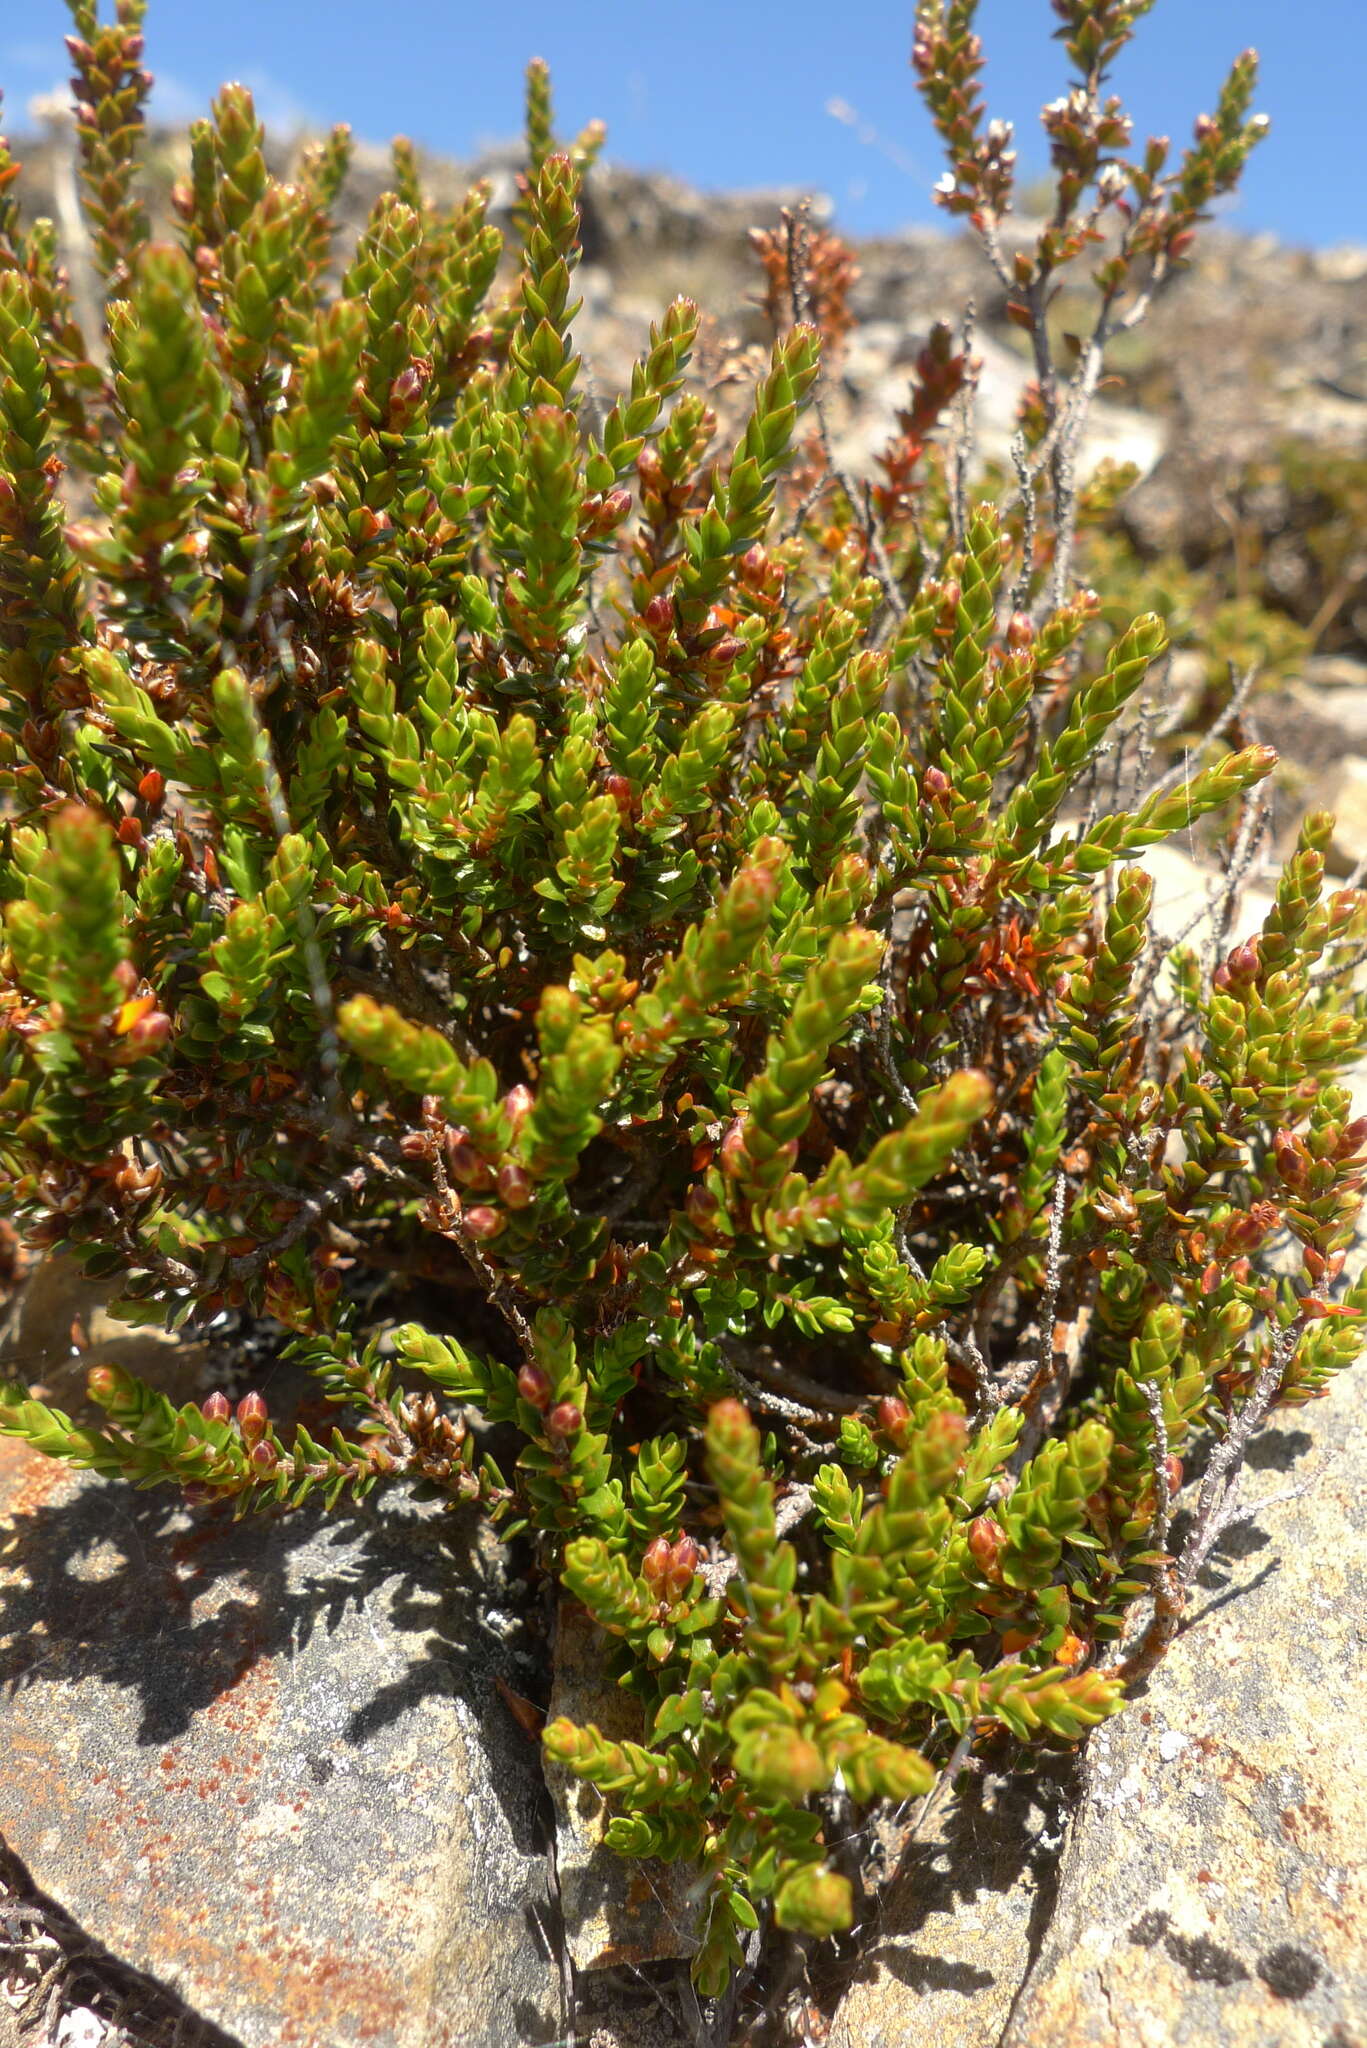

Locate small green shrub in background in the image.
[2,0,1364,2017]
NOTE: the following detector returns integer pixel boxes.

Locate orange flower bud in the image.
[967,1515,1007,1581]
[236,1392,268,1445]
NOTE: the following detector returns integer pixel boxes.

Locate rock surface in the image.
[826,1358,1367,2048]
[828,1757,1079,2048]
[1323,756,1367,877]
[0,1428,561,2048]
[544,1602,696,1974]
[999,1356,1367,2047]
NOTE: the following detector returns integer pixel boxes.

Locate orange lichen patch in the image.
[0,1434,82,1520]
[201,1634,277,1754]
[153,1882,416,2046]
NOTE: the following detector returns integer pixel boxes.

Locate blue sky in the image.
[4,2,1362,249]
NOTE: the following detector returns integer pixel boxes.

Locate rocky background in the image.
[2,127,1366,2048]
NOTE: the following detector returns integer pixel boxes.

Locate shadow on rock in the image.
[0,1469,546,1857]
[0,1836,245,2048]
[823,1751,1081,2019]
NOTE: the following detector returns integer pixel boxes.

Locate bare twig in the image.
[781,199,907,622]
[1103,1315,1305,1685]
[1142,1378,1173,1561]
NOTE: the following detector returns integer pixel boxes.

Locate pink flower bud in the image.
[250,1441,277,1473]
[496,1163,535,1210]
[641,1535,672,1587]
[387,363,429,423]
[445,1135,491,1187]
[202,1392,231,1423]
[547,1402,583,1441]
[502,1085,534,1134]
[463,1205,505,1241]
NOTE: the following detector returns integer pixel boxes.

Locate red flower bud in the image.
[399,1130,434,1160]
[707,634,745,669]
[1163,1456,1184,1496]
[1006,611,1035,652]
[642,593,674,633]
[1340,1116,1367,1159]
[876,1395,910,1439]
[547,1401,583,1441]
[1273,1129,1306,1186]
[923,765,951,797]
[718,1118,749,1178]
[250,1441,277,1473]
[202,1392,231,1423]
[116,815,144,848]
[666,1533,699,1597]
[120,1010,172,1059]
[137,768,165,806]
[236,1392,268,1445]
[517,1362,552,1411]
[641,1535,672,1586]
[602,773,635,817]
